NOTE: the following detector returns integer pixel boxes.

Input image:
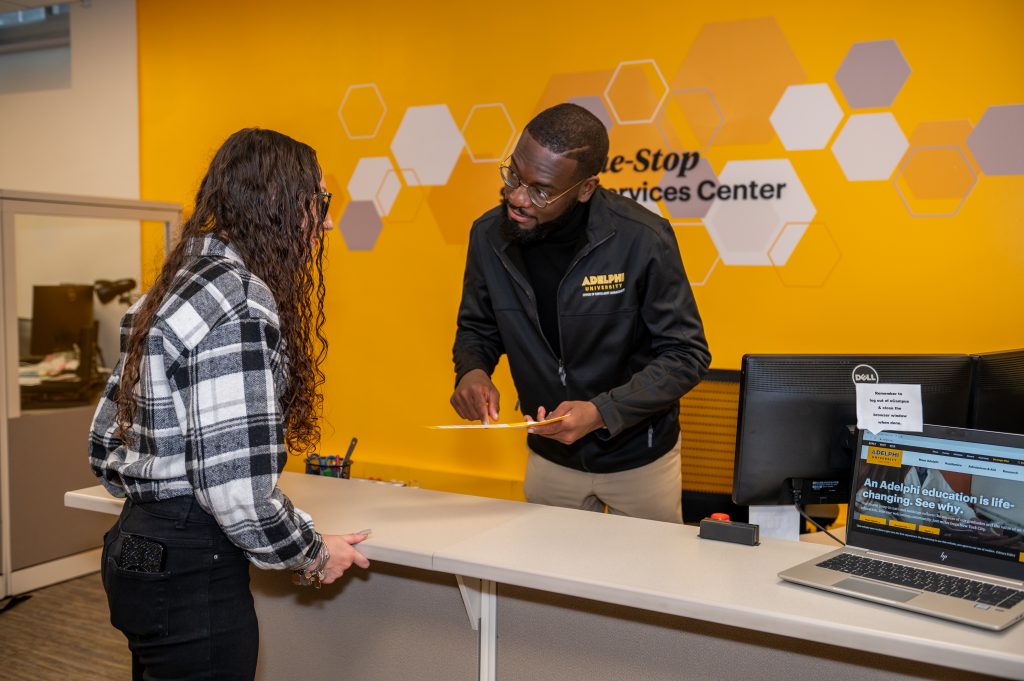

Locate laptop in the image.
[779,424,1024,631]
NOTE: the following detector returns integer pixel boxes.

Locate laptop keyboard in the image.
[818,553,1024,609]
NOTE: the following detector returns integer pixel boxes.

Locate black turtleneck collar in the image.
[528,196,590,246]
[509,199,591,358]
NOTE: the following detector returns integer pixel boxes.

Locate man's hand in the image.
[450,369,500,424]
[526,401,605,445]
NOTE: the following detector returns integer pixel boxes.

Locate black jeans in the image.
[102,496,258,681]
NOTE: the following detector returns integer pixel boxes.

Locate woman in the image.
[88,128,368,680]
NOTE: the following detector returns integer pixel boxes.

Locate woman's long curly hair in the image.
[114,128,328,455]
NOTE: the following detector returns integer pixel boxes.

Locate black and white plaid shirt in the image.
[89,234,321,570]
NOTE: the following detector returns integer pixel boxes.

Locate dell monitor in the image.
[732,354,974,508]
[969,349,1024,435]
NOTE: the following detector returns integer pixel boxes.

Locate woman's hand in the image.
[292,531,370,587]
[319,532,371,584]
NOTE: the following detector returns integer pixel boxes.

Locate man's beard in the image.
[499,197,578,245]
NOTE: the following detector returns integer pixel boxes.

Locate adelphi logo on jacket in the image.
[581,272,626,297]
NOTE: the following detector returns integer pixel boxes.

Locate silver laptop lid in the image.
[849,425,1024,582]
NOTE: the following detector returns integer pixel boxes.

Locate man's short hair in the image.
[525,103,609,179]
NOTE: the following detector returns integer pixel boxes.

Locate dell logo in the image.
[940,552,949,562]
[851,364,879,384]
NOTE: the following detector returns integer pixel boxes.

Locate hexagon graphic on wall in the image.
[967,104,1024,176]
[568,95,614,131]
[381,168,427,224]
[347,156,400,216]
[604,121,667,192]
[604,60,669,125]
[671,17,805,146]
[768,222,808,267]
[702,159,816,266]
[770,83,844,151]
[909,120,979,172]
[771,222,841,288]
[376,170,403,218]
[894,146,977,217]
[831,113,908,181]
[532,69,615,117]
[659,156,718,220]
[338,200,384,251]
[671,221,720,286]
[910,120,974,147]
[656,89,723,152]
[835,40,910,109]
[390,104,465,186]
[338,83,387,140]
[426,154,503,246]
[462,103,516,164]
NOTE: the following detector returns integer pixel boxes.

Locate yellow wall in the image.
[137,0,1024,493]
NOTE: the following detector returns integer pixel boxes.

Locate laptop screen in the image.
[848,425,1024,581]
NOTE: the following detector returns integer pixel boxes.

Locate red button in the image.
[709,513,731,521]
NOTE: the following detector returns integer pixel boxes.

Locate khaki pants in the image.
[524,438,682,523]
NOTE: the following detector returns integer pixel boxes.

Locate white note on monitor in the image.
[855,383,923,433]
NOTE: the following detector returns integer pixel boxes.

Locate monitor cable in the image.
[791,485,846,547]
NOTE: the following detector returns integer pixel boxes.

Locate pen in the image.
[341,437,357,469]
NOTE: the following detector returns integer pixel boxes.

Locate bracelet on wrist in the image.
[298,533,321,568]
[306,539,330,589]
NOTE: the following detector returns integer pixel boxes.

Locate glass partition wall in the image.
[0,190,180,597]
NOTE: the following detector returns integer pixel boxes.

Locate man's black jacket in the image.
[453,187,711,473]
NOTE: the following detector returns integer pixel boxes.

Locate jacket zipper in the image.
[557,232,615,474]
[553,230,616,390]
[492,250,559,362]
[491,230,615,429]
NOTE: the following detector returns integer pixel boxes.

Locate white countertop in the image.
[66,473,1024,679]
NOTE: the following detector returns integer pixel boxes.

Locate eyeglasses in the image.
[316,191,332,224]
[499,157,586,209]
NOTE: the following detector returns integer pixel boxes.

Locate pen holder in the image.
[304,454,352,479]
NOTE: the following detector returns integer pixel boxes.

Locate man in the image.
[450,103,711,523]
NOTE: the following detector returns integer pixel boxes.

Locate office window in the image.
[0,4,71,94]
